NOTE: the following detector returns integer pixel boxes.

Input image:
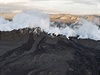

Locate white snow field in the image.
[0,10,100,40]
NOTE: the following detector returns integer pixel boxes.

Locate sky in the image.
[0,0,100,15]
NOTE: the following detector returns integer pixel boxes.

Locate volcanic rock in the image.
[0,29,100,75]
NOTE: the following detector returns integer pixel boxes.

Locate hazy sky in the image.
[1,0,100,15]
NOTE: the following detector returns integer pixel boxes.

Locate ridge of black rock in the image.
[0,29,100,75]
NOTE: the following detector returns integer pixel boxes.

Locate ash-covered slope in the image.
[0,10,100,75]
[0,28,100,75]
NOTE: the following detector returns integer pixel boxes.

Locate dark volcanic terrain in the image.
[0,28,100,75]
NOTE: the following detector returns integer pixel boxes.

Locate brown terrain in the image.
[50,14,100,25]
[0,13,100,25]
[0,13,16,21]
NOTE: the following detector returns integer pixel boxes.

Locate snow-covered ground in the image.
[0,10,100,40]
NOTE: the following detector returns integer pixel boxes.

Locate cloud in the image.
[70,0,99,5]
[30,0,99,5]
[1,0,31,2]
[1,0,99,14]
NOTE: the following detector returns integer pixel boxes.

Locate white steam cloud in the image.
[0,10,100,40]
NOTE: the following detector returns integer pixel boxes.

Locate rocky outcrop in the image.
[50,14,100,25]
[0,29,100,75]
[50,14,79,24]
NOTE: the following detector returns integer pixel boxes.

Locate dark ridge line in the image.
[0,32,100,75]
[68,38,100,75]
[0,33,35,62]
[0,33,46,68]
[32,36,47,56]
[69,37,100,52]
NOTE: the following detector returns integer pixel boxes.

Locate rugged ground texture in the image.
[50,14,100,25]
[0,29,100,75]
